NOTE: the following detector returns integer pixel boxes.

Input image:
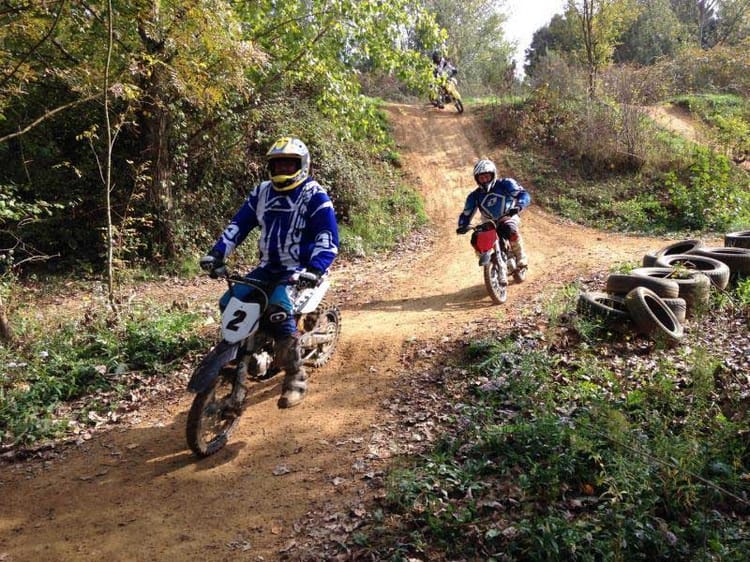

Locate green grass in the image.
[0,301,209,446]
[355,280,750,561]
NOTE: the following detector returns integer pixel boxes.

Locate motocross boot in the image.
[510,235,528,269]
[276,333,308,409]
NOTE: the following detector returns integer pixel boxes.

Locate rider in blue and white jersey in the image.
[200,137,339,409]
[456,159,531,277]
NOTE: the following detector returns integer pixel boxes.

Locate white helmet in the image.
[473,159,497,191]
[266,137,310,191]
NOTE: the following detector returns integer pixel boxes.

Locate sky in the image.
[502,0,568,72]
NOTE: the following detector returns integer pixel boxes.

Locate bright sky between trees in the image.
[502,0,567,74]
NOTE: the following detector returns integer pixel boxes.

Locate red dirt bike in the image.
[469,219,527,304]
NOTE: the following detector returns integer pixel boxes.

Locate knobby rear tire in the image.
[303,300,341,368]
[186,372,242,458]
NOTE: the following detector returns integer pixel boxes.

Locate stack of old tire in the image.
[577,229,750,345]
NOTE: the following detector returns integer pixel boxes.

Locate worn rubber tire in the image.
[653,253,731,290]
[454,99,464,114]
[629,267,711,316]
[577,291,632,331]
[661,297,687,324]
[624,287,683,344]
[724,230,750,249]
[642,239,706,267]
[606,273,679,298]
[687,246,750,276]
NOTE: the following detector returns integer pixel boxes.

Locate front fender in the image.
[187,341,240,394]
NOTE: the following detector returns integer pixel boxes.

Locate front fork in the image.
[493,241,509,283]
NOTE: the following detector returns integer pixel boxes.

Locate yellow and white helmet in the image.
[266,137,310,191]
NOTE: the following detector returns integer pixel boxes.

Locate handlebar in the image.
[221,270,322,288]
[471,220,497,232]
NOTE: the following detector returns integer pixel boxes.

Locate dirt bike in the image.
[185,270,341,457]
[469,219,526,304]
[431,76,464,114]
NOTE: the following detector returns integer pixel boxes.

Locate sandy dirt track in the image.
[1,103,669,561]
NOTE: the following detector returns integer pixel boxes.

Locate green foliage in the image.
[671,93,750,164]
[614,0,688,65]
[0,303,208,446]
[484,83,750,236]
[422,0,515,96]
[0,0,441,269]
[372,331,750,561]
[663,146,750,230]
[657,39,750,97]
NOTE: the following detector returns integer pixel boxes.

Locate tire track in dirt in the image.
[1,103,670,562]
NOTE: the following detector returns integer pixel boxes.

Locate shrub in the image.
[662,146,750,230]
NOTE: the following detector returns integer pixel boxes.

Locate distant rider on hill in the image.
[456,159,531,279]
[431,51,457,109]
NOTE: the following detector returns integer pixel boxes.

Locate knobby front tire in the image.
[186,371,242,458]
[484,261,507,304]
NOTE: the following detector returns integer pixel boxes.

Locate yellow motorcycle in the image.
[431,75,464,114]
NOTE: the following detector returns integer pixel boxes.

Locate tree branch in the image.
[0,0,66,91]
[0,93,100,144]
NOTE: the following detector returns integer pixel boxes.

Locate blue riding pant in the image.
[219,266,298,338]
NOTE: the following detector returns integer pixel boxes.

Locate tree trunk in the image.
[0,304,13,344]
[142,87,177,260]
[137,7,178,261]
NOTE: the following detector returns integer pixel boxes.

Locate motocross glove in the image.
[506,207,520,217]
[456,225,469,235]
[293,267,323,288]
[199,250,226,279]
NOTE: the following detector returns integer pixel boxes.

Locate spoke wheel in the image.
[303,301,342,368]
[483,261,507,304]
[186,370,242,457]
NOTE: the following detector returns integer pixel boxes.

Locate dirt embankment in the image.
[1,103,668,561]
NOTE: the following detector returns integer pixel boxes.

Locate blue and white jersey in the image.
[457,178,531,229]
[211,177,339,273]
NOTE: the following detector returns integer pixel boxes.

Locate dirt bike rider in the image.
[431,50,457,109]
[200,137,339,409]
[456,158,531,280]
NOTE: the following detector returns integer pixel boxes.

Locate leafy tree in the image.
[1,0,442,265]
[1,0,257,262]
[713,0,750,45]
[565,0,642,96]
[525,14,579,77]
[615,0,689,64]
[420,0,515,95]
[670,0,720,46]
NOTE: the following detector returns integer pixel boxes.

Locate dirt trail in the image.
[1,104,668,561]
